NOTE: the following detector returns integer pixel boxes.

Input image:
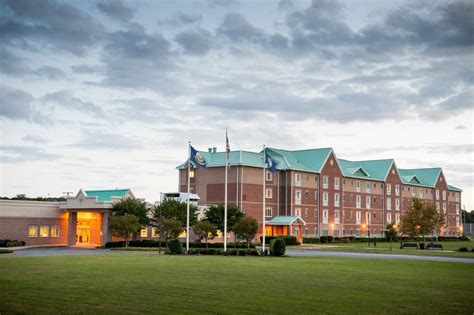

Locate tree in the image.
[160,219,183,246]
[109,214,141,247]
[461,210,474,223]
[204,204,244,234]
[112,198,150,225]
[193,221,217,248]
[384,223,398,251]
[153,198,198,227]
[400,198,445,246]
[232,216,259,249]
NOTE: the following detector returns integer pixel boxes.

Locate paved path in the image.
[7,247,111,257]
[287,249,474,263]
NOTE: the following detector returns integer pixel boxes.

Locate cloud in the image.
[456,125,467,130]
[71,64,97,74]
[0,85,48,124]
[217,13,266,43]
[175,28,212,55]
[0,48,30,76]
[208,0,238,8]
[41,90,103,115]
[70,129,143,150]
[22,135,49,144]
[0,145,61,162]
[157,12,202,27]
[1,0,105,55]
[97,0,135,22]
[32,65,65,80]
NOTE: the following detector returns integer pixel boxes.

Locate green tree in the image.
[193,220,217,248]
[400,198,445,246]
[232,216,259,249]
[384,223,398,251]
[112,198,150,225]
[461,210,474,223]
[109,214,141,247]
[153,198,198,227]
[204,204,244,234]
[160,219,183,246]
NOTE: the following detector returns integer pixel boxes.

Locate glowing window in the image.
[39,225,49,237]
[28,225,38,237]
[51,225,60,237]
[141,228,148,237]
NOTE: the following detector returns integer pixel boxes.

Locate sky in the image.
[0,0,473,209]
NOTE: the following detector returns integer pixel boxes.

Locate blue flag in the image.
[265,154,278,172]
[190,146,207,168]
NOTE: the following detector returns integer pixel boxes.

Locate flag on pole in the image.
[224,130,229,253]
[265,153,278,172]
[190,146,207,168]
[226,131,230,167]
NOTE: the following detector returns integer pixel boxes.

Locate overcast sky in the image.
[0,0,473,209]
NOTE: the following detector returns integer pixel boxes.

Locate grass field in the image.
[1,254,473,314]
[294,241,474,258]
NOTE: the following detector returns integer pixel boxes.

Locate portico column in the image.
[68,211,77,246]
[101,212,111,246]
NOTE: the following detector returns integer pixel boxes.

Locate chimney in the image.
[213,147,217,153]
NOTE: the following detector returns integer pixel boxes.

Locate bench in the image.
[427,243,443,250]
[400,243,419,249]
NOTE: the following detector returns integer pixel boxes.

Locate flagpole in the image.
[186,141,191,254]
[224,130,228,253]
[262,145,266,254]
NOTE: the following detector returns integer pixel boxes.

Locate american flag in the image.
[226,130,230,166]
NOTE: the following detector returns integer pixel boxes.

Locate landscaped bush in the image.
[0,240,25,247]
[270,238,286,256]
[168,239,183,255]
[260,236,297,245]
[228,249,238,255]
[459,236,471,241]
[327,236,334,243]
[320,236,328,243]
[105,240,256,249]
[459,247,468,252]
[303,237,320,244]
[105,241,126,248]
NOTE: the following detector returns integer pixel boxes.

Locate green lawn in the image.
[1,254,473,314]
[294,241,474,258]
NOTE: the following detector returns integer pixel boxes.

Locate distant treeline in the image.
[0,194,66,202]
[462,210,474,223]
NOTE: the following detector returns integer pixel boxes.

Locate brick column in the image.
[101,212,111,246]
[67,212,77,246]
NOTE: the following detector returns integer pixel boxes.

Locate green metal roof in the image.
[398,168,441,188]
[176,150,264,169]
[84,189,130,202]
[448,184,462,192]
[267,216,306,225]
[265,147,333,172]
[338,159,394,181]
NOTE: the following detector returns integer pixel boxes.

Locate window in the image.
[295,173,301,185]
[322,229,328,236]
[456,204,460,215]
[442,190,446,200]
[334,229,340,237]
[443,203,446,212]
[152,227,159,237]
[436,202,440,211]
[334,210,340,224]
[266,188,273,199]
[365,212,371,224]
[366,182,371,193]
[39,225,49,237]
[295,208,301,217]
[387,213,392,223]
[265,207,272,217]
[305,208,308,217]
[295,190,301,204]
[436,190,440,200]
[334,193,340,207]
[189,170,195,178]
[387,198,391,210]
[323,192,328,206]
[356,211,361,224]
[323,176,329,188]
[50,225,60,237]
[334,177,340,190]
[366,196,371,209]
[305,191,309,199]
[140,228,148,237]
[387,184,391,195]
[396,213,400,224]
[314,191,318,200]
[266,171,272,181]
[28,225,38,237]
[356,229,361,237]
[419,189,424,198]
[456,193,460,202]
[395,185,400,196]
[355,181,361,192]
[356,195,361,208]
[323,209,328,224]
[411,187,416,197]
[395,199,400,211]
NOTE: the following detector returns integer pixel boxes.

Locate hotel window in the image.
[295,173,301,185]
[443,203,446,212]
[266,171,272,181]
[356,211,361,224]
[396,213,400,224]
[442,190,446,200]
[366,182,371,193]
[355,181,361,192]
[295,208,301,217]
[387,213,392,223]
[305,191,309,199]
[305,208,308,217]
[395,185,400,196]
[141,228,148,237]
[323,229,328,236]
[411,187,416,197]
[334,210,340,224]
[334,193,340,207]
[189,170,195,178]
[436,202,440,211]
[323,209,328,224]
[387,198,391,210]
[456,193,459,202]
[456,204,460,215]
[322,176,329,189]
[152,227,159,237]
[334,177,340,190]
[436,190,440,200]
[334,229,340,237]
[419,189,424,198]
[50,225,60,237]
[265,207,272,217]
[295,190,301,204]
[356,195,361,208]
[356,229,361,237]
[365,212,371,224]
[39,225,49,237]
[366,196,371,209]
[266,188,273,199]
[387,184,391,195]
[395,199,400,211]
[28,225,38,237]
[322,192,328,206]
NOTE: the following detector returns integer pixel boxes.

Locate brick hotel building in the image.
[177,147,463,242]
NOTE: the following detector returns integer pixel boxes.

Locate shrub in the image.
[168,239,183,255]
[327,236,334,243]
[238,249,247,256]
[270,238,286,256]
[260,236,297,246]
[320,236,328,243]
[459,236,471,241]
[459,247,468,252]
[303,237,320,244]
[105,241,126,248]
[228,249,238,255]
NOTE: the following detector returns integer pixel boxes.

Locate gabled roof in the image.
[448,184,462,192]
[265,147,333,173]
[84,189,131,202]
[338,159,394,182]
[398,168,442,188]
[267,216,306,226]
[176,150,264,169]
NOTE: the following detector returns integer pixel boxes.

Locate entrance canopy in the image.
[266,216,306,226]
[265,216,306,243]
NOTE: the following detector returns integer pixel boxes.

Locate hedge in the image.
[168,239,182,254]
[303,237,320,244]
[270,239,286,256]
[105,240,256,249]
[260,236,297,245]
[0,240,26,247]
[187,248,259,256]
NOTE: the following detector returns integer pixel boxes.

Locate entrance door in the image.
[77,225,91,244]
